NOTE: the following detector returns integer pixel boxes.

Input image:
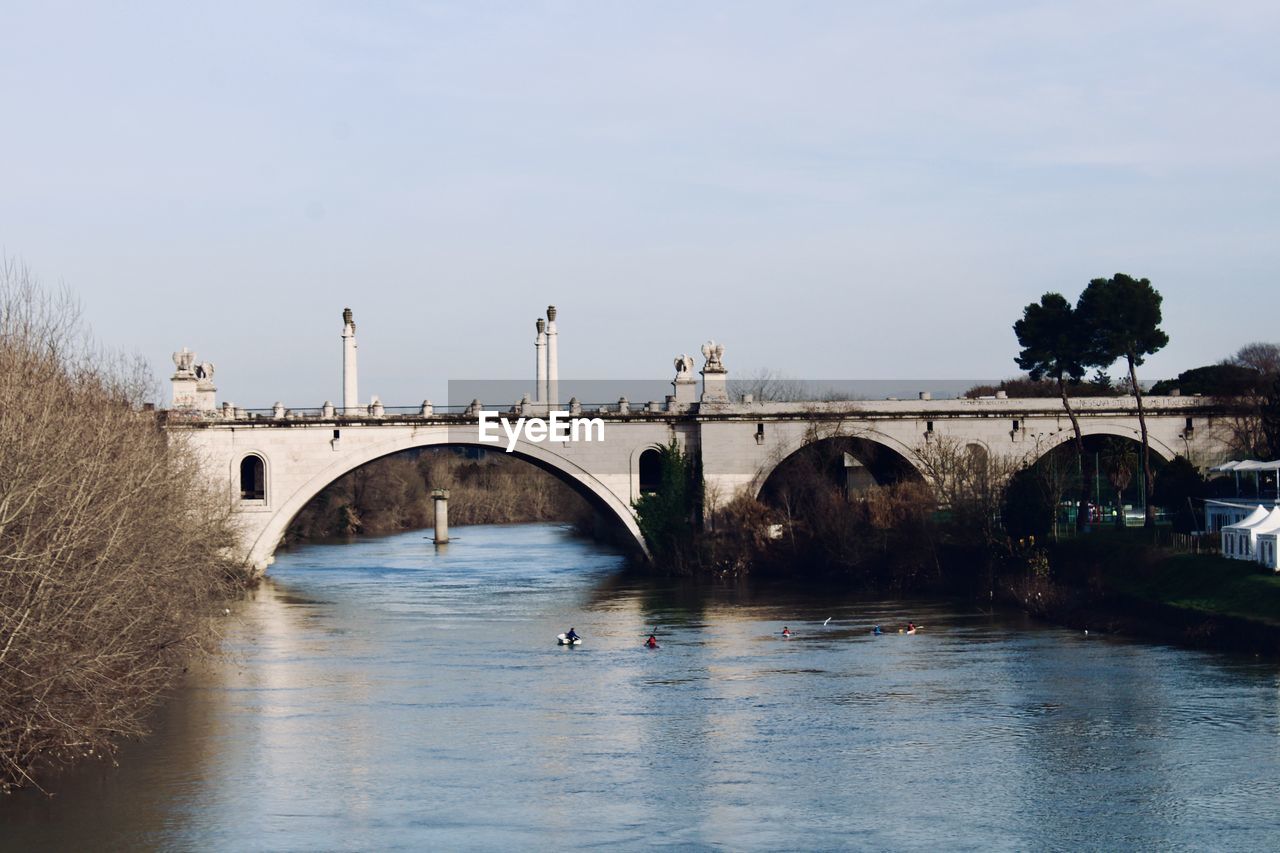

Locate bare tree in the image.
[913,437,1027,546]
[1230,342,1280,377]
[1,260,237,793]
[728,369,843,402]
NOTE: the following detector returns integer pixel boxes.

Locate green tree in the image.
[1148,363,1259,397]
[1014,293,1090,529]
[633,441,702,569]
[1153,455,1206,533]
[1077,274,1169,527]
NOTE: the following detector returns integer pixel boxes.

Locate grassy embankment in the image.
[1105,550,1280,626]
[1038,529,1280,652]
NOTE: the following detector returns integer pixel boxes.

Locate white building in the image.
[1203,499,1266,534]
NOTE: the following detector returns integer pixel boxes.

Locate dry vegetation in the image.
[681,428,1030,589]
[0,261,236,792]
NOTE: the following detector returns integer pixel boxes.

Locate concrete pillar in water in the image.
[535,317,547,407]
[546,305,559,410]
[432,488,450,544]
[342,308,358,415]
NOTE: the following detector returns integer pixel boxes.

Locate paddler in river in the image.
[645,633,658,649]
[782,626,792,637]
[565,627,580,643]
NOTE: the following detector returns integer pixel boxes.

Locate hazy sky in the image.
[3,1,1278,407]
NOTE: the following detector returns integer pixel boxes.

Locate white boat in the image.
[557,633,581,646]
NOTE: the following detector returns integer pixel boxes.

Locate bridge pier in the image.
[432,488,450,544]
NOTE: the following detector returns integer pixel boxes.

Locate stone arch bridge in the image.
[169,394,1224,575]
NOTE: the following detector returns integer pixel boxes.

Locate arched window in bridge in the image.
[240,454,266,501]
[639,448,663,494]
[966,443,989,466]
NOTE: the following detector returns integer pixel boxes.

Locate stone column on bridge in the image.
[170,347,199,408]
[535,317,547,408]
[341,308,358,415]
[699,340,729,406]
[672,353,697,410]
[546,305,559,410]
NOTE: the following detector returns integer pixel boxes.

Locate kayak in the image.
[557,633,581,646]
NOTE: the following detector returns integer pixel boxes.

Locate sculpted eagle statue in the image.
[700,340,725,370]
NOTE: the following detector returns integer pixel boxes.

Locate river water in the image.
[4,523,1280,850]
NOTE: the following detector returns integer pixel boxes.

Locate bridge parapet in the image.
[160,394,1217,427]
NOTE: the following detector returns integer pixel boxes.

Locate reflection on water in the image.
[4,523,1280,850]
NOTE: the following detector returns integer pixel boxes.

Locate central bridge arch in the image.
[246,434,648,572]
[751,427,926,500]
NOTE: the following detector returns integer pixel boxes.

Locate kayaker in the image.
[565,628,579,642]
[782,626,792,637]
[645,634,658,649]
[907,622,917,634]
[872,625,882,635]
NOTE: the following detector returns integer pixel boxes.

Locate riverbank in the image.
[1007,531,1280,656]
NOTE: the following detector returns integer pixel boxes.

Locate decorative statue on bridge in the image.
[701,340,725,371]
[170,348,217,411]
[172,347,197,375]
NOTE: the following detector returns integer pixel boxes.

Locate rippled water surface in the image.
[5,524,1280,850]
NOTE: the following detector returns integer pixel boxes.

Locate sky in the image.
[2,1,1278,407]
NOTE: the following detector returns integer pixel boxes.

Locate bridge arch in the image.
[245,434,648,573]
[752,427,925,501]
[1027,423,1178,466]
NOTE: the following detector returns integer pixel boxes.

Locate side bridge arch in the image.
[240,432,648,574]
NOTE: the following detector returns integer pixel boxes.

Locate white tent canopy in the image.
[1227,505,1270,529]
[1234,460,1280,472]
[1257,531,1280,571]
[1224,506,1280,559]
[1221,505,1270,558]
[1210,459,1280,472]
